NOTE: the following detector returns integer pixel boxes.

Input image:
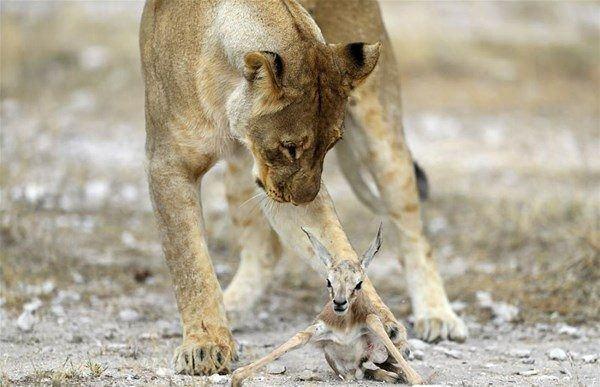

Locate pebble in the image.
[50,304,65,317]
[266,363,286,374]
[517,369,539,376]
[408,339,429,351]
[297,370,322,381]
[16,310,36,332]
[476,291,519,323]
[547,348,567,361]
[119,308,140,322]
[450,301,467,313]
[23,298,43,312]
[41,280,55,295]
[522,358,535,365]
[435,347,462,359]
[509,349,531,358]
[558,325,581,338]
[208,374,228,384]
[68,334,83,343]
[581,354,597,363]
[156,367,174,377]
[413,349,425,360]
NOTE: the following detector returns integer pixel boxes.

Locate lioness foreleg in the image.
[347,80,468,343]
[148,157,236,375]
[223,144,281,325]
[261,187,407,349]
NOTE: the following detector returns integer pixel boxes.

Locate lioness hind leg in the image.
[148,154,236,375]
[223,144,281,326]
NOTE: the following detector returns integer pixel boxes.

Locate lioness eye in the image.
[326,279,332,288]
[354,281,362,290]
[280,143,297,161]
[285,144,296,159]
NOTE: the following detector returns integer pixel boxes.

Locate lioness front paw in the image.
[173,331,236,375]
[414,309,468,343]
[382,317,411,359]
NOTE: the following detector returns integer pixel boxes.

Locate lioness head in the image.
[232,42,380,205]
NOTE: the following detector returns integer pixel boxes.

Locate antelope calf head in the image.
[302,224,382,315]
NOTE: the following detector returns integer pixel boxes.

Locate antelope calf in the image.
[231,225,423,386]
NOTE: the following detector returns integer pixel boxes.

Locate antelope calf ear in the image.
[361,222,383,269]
[301,227,333,269]
[244,51,294,114]
[332,42,381,89]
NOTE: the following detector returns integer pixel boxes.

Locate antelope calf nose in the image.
[333,299,347,307]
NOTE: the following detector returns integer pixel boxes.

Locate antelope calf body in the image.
[231,225,423,386]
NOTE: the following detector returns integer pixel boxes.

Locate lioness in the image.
[140,0,467,376]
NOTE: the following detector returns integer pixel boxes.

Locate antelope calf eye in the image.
[326,279,332,288]
[354,281,362,290]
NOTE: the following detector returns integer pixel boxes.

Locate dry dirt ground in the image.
[1,2,599,386]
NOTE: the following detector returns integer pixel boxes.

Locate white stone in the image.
[408,339,429,351]
[547,348,567,361]
[582,354,597,363]
[119,308,140,322]
[266,363,286,374]
[297,370,322,381]
[41,280,55,295]
[509,349,531,358]
[156,367,173,377]
[16,310,36,332]
[413,349,425,360]
[517,369,539,376]
[558,325,581,338]
[208,374,228,384]
[450,300,467,313]
[23,298,43,312]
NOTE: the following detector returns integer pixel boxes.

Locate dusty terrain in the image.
[1,1,599,386]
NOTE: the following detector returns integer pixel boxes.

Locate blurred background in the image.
[1,1,598,384]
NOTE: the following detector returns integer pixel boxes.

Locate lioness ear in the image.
[244,51,297,114]
[332,42,381,89]
[361,222,383,269]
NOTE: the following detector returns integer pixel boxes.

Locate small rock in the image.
[491,302,519,324]
[119,309,140,322]
[517,369,539,376]
[408,339,429,351]
[23,298,43,312]
[50,304,65,317]
[547,348,567,361]
[16,310,36,332]
[413,349,425,360]
[208,374,228,384]
[522,358,535,365]
[435,347,462,359]
[41,280,55,295]
[156,367,173,377]
[68,334,83,343]
[582,354,597,363]
[509,349,531,358]
[266,363,286,374]
[451,300,467,312]
[297,370,322,381]
[558,325,581,338]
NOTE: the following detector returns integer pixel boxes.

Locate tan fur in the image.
[140,0,466,376]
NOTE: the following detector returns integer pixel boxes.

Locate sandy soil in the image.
[1,1,599,386]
